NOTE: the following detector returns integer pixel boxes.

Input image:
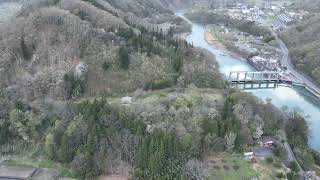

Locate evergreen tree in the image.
[98,145,107,174]
[135,130,186,180]
[20,37,32,60]
[84,129,98,178]
[58,134,73,163]
[118,46,130,70]
[45,133,55,160]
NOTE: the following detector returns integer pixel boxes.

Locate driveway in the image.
[253,147,273,158]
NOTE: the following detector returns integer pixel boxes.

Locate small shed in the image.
[260,136,274,147]
[244,151,255,161]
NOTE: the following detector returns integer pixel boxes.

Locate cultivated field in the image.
[207,154,258,180]
[206,153,289,180]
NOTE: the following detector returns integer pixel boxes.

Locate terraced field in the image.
[0,2,21,24]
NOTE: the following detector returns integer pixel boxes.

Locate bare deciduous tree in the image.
[224,131,237,151]
[184,159,208,180]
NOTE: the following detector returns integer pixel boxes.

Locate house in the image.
[260,136,274,147]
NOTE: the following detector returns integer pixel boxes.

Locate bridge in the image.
[228,71,301,84]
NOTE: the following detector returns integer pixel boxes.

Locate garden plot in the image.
[207,154,258,180]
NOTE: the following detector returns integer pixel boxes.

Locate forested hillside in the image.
[282,0,320,84]
[281,14,320,84]
[0,0,223,178]
[0,0,318,179]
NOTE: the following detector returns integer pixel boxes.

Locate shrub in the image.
[273,144,287,159]
[273,162,282,168]
[144,79,173,90]
[102,61,111,71]
[223,165,230,170]
[64,73,85,99]
[263,35,275,43]
[266,157,274,164]
[233,165,240,170]
[77,10,89,20]
[276,172,286,179]
[20,38,32,60]
[310,149,320,166]
[286,172,298,180]
[174,97,193,108]
[289,161,300,173]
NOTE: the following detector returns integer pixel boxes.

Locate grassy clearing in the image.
[135,88,175,99]
[207,154,288,180]
[6,156,74,178]
[207,154,258,180]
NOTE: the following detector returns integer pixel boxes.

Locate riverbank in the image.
[204,32,226,52]
[204,31,247,61]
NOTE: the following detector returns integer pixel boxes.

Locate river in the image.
[177,12,320,152]
[0,1,21,24]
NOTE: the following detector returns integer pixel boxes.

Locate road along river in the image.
[177,12,320,152]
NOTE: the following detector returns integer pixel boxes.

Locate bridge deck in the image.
[228,71,301,84]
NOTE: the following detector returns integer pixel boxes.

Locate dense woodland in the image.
[0,0,319,179]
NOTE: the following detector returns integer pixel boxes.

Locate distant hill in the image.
[289,0,320,13]
[281,14,320,84]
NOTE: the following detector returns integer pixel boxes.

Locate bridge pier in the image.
[244,73,247,82]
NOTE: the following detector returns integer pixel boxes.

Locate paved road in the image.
[275,33,320,97]
[284,142,304,173]
[284,142,295,162]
